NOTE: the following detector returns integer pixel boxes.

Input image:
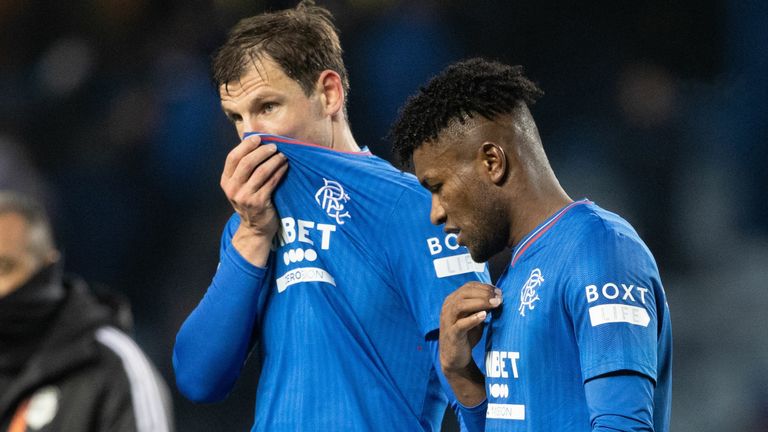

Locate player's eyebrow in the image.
[246,92,274,110]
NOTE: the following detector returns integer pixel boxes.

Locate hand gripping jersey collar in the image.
[245,132,373,156]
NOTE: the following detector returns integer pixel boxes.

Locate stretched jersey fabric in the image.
[483,200,672,431]
[175,134,489,431]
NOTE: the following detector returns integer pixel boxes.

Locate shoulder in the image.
[340,157,432,225]
[556,204,659,280]
[356,157,429,207]
[365,165,430,214]
[92,326,164,393]
[93,326,172,430]
[565,204,653,256]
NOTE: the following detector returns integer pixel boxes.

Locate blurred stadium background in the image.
[1,0,766,430]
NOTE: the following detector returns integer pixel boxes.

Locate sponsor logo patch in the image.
[27,386,60,429]
[432,254,485,278]
[486,403,525,420]
[588,304,651,327]
[277,267,336,293]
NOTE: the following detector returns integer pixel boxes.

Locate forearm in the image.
[437,282,499,425]
[429,338,487,432]
[173,245,269,403]
[444,362,487,408]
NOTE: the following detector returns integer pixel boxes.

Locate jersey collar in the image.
[510,199,591,267]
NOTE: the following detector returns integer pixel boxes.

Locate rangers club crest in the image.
[315,178,351,224]
[519,268,544,316]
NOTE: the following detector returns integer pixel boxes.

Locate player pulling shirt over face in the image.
[174,134,489,431]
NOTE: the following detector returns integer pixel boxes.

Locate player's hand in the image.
[439,281,502,377]
[220,135,289,264]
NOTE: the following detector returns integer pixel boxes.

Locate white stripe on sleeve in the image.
[95,326,170,432]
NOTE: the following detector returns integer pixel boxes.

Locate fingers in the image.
[441,282,502,324]
[452,310,488,334]
[455,281,501,301]
[222,135,263,180]
[225,151,288,218]
[229,144,280,185]
[446,297,500,318]
[242,151,288,194]
[249,159,289,203]
[221,136,289,204]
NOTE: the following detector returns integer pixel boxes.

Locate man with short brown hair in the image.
[173,2,489,431]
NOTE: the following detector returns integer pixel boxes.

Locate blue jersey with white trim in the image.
[240,134,489,431]
[484,200,672,431]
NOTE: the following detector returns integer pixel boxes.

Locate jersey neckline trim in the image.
[510,199,591,267]
[247,133,373,156]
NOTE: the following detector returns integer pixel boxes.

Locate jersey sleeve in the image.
[427,336,489,432]
[584,372,655,431]
[564,223,664,383]
[173,213,271,402]
[96,326,175,432]
[380,186,490,337]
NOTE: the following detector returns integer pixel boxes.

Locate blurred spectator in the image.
[0,191,174,432]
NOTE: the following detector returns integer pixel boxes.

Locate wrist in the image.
[442,361,483,381]
[443,362,486,407]
[232,225,273,267]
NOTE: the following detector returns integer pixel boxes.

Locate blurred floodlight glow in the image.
[36,37,95,97]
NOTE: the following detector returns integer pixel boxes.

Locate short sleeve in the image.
[564,224,663,382]
[381,186,490,337]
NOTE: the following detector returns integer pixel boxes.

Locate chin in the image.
[466,244,493,263]
[466,236,506,263]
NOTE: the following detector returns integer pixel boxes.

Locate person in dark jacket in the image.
[0,191,173,432]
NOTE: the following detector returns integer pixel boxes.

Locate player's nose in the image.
[430,196,447,226]
[241,118,257,136]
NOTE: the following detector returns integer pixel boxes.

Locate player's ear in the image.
[316,70,344,118]
[478,142,507,185]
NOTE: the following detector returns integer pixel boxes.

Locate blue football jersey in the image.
[232,134,490,431]
[484,200,672,431]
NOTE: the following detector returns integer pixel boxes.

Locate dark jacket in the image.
[0,269,173,432]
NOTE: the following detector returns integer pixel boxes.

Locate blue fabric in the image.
[174,134,490,431]
[173,232,269,402]
[427,325,489,432]
[585,373,655,431]
[483,200,672,431]
[457,399,489,432]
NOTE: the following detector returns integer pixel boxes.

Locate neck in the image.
[0,263,66,373]
[329,118,361,152]
[506,181,572,249]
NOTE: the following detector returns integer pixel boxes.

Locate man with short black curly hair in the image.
[391,58,672,431]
